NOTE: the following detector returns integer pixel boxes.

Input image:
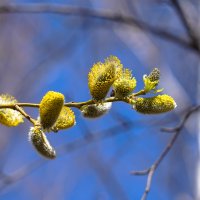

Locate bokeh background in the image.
[0,0,199,200]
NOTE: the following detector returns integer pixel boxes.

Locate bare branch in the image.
[0,3,198,53]
[161,105,200,133]
[130,105,200,200]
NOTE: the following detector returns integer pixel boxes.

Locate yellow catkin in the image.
[88,56,123,101]
[104,55,123,78]
[0,94,24,127]
[53,107,76,131]
[39,91,64,130]
[88,62,116,100]
[29,126,56,159]
[134,94,176,114]
[81,102,112,118]
[113,68,136,98]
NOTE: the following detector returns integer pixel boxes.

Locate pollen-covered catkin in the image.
[0,94,24,127]
[134,94,176,114]
[53,106,76,131]
[29,126,56,159]
[88,62,116,101]
[104,55,123,78]
[39,91,64,130]
[81,102,112,118]
[88,56,123,101]
[113,69,136,98]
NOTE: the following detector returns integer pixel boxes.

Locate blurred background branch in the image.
[0,3,199,53]
[131,105,200,200]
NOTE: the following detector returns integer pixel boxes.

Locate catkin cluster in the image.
[0,55,177,159]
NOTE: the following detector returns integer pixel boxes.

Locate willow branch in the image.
[0,96,124,110]
[130,105,200,200]
[0,3,198,53]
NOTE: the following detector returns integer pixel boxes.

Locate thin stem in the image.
[64,97,122,109]
[0,103,39,108]
[133,90,146,97]
[14,105,36,125]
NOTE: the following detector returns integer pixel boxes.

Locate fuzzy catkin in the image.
[0,94,24,127]
[88,62,116,101]
[53,106,76,131]
[88,56,123,101]
[39,91,64,130]
[134,95,176,114]
[81,102,112,118]
[113,69,136,98]
[29,126,56,159]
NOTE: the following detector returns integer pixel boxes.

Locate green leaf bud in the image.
[143,68,161,93]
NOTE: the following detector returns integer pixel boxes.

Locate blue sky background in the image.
[0,0,199,200]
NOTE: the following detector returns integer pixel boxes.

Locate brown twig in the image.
[161,105,200,133]
[14,105,36,125]
[0,3,198,53]
[130,105,200,200]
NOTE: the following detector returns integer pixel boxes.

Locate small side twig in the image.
[130,105,200,200]
[14,105,36,125]
[161,105,200,133]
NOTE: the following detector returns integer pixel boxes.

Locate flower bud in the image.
[53,107,76,132]
[0,94,24,127]
[39,91,64,130]
[29,126,56,159]
[81,102,112,118]
[143,68,160,93]
[134,94,176,114]
[148,68,160,82]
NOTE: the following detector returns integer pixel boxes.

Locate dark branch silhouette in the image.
[0,3,198,53]
[171,0,199,51]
